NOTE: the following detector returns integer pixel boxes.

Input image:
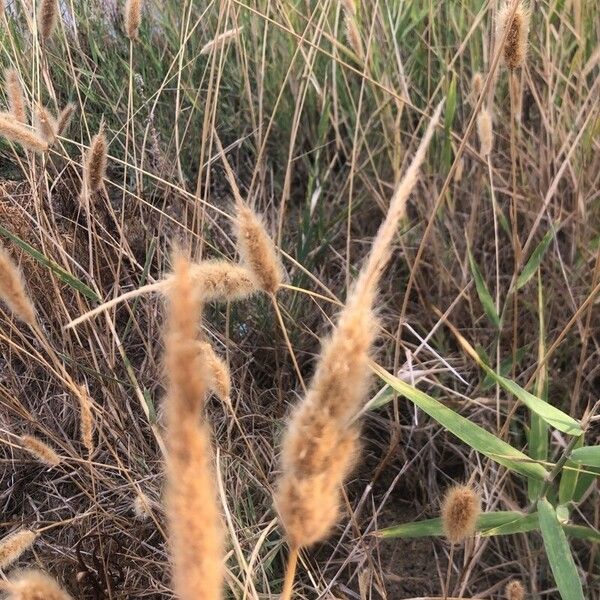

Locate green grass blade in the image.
[569,446,600,468]
[517,229,554,289]
[0,224,100,302]
[373,365,548,480]
[563,524,600,544]
[467,246,500,328]
[537,498,584,600]
[559,435,584,505]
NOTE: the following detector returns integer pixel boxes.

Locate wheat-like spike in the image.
[505,580,525,600]
[470,72,483,107]
[275,104,443,553]
[188,260,258,301]
[34,105,58,145]
[441,484,481,544]
[124,0,143,41]
[56,103,75,135]
[0,244,37,325]
[20,435,62,467]
[83,127,108,194]
[37,0,59,42]
[343,12,364,61]
[0,112,48,153]
[476,107,493,157]
[0,530,38,569]
[234,204,283,295]
[497,1,530,70]
[200,27,243,55]
[2,569,73,600]
[164,253,223,600]
[197,341,231,402]
[5,68,27,123]
[77,385,94,456]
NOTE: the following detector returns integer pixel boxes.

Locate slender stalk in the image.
[280,545,298,600]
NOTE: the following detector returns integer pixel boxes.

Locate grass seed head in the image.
[470,72,483,107]
[0,530,38,570]
[185,260,257,302]
[235,204,283,295]
[497,1,530,70]
[197,341,231,401]
[477,107,493,156]
[57,103,75,135]
[34,105,58,145]
[77,384,95,456]
[0,244,37,325]
[441,484,481,544]
[5,68,26,123]
[124,0,143,40]
[84,127,108,194]
[0,113,48,153]
[505,580,525,600]
[20,435,62,467]
[2,569,73,600]
[37,0,59,42]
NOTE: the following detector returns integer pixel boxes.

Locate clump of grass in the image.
[164,253,223,600]
[37,0,59,43]
[505,580,525,600]
[0,530,38,570]
[19,435,62,467]
[0,244,37,325]
[34,106,58,145]
[0,113,48,153]
[497,1,530,70]
[4,68,26,123]
[83,126,108,195]
[235,204,283,295]
[441,484,481,544]
[124,0,143,41]
[0,569,73,600]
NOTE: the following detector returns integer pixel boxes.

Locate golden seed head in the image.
[84,127,108,194]
[5,68,27,124]
[470,72,483,107]
[0,244,37,325]
[34,106,58,145]
[0,112,48,153]
[57,103,75,135]
[197,341,231,401]
[37,0,59,42]
[124,0,143,41]
[441,484,481,544]
[477,107,493,156]
[2,569,73,600]
[497,1,530,70]
[0,530,38,570]
[20,435,62,467]
[185,260,257,302]
[77,384,95,456]
[505,580,525,600]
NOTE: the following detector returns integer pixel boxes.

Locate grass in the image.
[0,0,599,598]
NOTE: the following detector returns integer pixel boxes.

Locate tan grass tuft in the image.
[505,580,525,600]
[5,68,27,123]
[234,204,283,294]
[2,569,73,600]
[77,385,94,456]
[0,244,37,325]
[37,0,59,42]
[497,1,530,70]
[0,530,38,569]
[441,484,481,544]
[470,72,483,107]
[133,491,152,520]
[83,127,108,194]
[20,435,62,467]
[34,105,58,145]
[187,260,258,301]
[476,107,493,156]
[343,12,364,61]
[197,341,231,401]
[124,0,143,41]
[0,112,48,153]
[164,253,223,600]
[56,103,75,135]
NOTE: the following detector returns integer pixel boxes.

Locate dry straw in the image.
[5,68,26,123]
[200,27,243,55]
[37,0,59,42]
[35,106,58,145]
[56,103,75,135]
[1,569,73,600]
[275,102,443,597]
[124,0,143,41]
[505,580,525,600]
[441,484,481,544]
[83,127,108,195]
[20,435,62,467]
[164,253,223,600]
[497,1,530,70]
[78,384,94,456]
[0,113,48,153]
[0,529,38,569]
[0,244,37,325]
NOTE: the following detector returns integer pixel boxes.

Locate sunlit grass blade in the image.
[517,229,554,289]
[467,246,500,328]
[537,498,584,600]
[372,364,548,480]
[569,446,600,468]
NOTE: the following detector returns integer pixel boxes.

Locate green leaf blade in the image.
[569,446,600,468]
[467,247,500,328]
[517,229,554,289]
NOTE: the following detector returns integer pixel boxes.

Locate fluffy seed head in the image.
[505,580,525,600]
[124,0,143,40]
[0,113,48,153]
[34,106,58,145]
[185,260,257,302]
[133,491,152,519]
[234,204,283,294]
[164,253,223,600]
[470,72,483,107]
[477,107,493,156]
[2,569,73,600]
[37,0,59,42]
[441,484,481,544]
[497,1,530,70]
[5,68,27,123]
[197,341,231,401]
[77,385,94,456]
[56,103,75,135]
[0,530,38,569]
[20,435,62,467]
[344,12,364,61]
[83,127,108,194]
[0,244,37,325]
